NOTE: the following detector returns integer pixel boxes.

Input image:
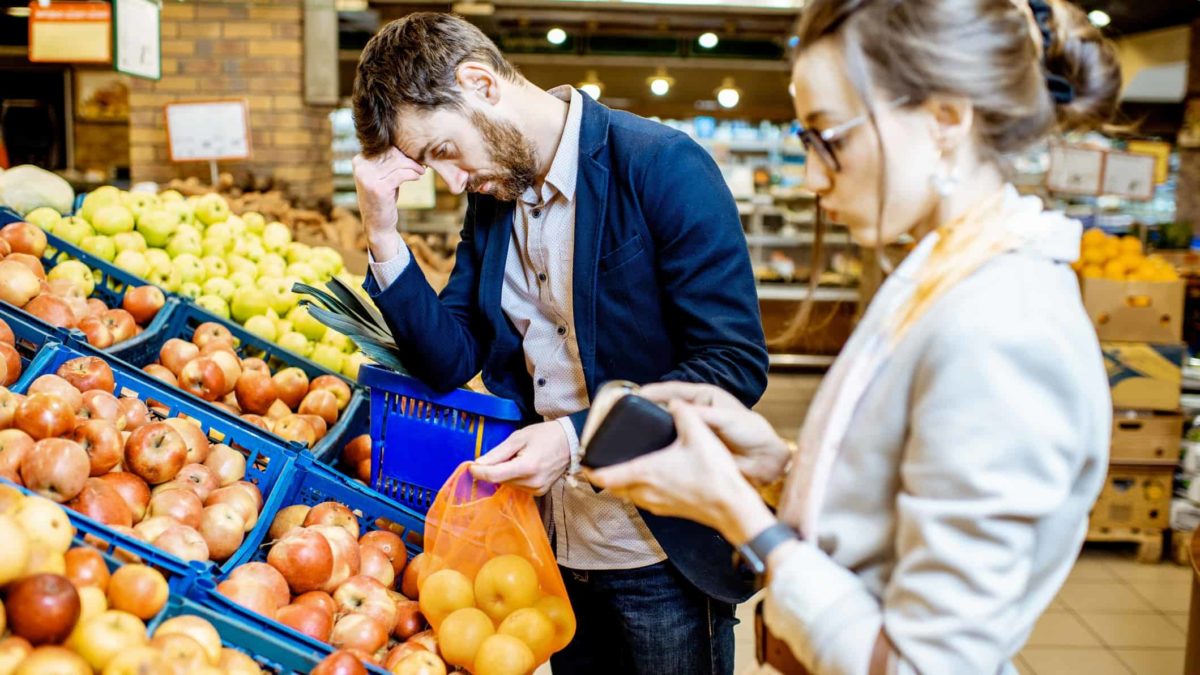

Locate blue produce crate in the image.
[12,339,296,575]
[114,298,368,463]
[358,365,523,513]
[0,302,67,382]
[205,454,424,675]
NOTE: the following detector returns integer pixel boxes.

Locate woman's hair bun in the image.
[1045,0,1123,132]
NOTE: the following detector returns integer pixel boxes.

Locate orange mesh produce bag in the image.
[418,462,575,669]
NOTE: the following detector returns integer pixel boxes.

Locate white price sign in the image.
[114,0,161,80]
[164,100,251,162]
[1102,151,1157,201]
[1046,144,1105,196]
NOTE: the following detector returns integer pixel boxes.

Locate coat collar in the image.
[577,89,612,159]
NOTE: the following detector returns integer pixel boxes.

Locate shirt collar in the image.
[521,85,582,206]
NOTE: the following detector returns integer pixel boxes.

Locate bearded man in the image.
[352,13,768,674]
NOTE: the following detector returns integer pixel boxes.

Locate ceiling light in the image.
[716,77,741,109]
[1087,10,1111,27]
[698,32,719,49]
[6,6,30,16]
[647,67,674,97]
[578,70,604,100]
[547,27,568,45]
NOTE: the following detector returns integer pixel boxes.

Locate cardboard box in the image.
[1089,464,1174,533]
[1083,277,1185,343]
[1102,341,1186,411]
[1110,409,1184,464]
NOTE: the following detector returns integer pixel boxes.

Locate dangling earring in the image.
[930,151,959,198]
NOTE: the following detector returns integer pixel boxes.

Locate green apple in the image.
[243,315,277,342]
[80,187,122,223]
[243,239,266,263]
[257,254,287,280]
[114,250,149,279]
[113,231,147,253]
[92,205,135,236]
[262,222,292,253]
[284,243,311,265]
[201,256,229,279]
[258,277,299,316]
[178,282,203,299]
[313,247,344,275]
[136,209,178,247]
[286,263,319,284]
[25,207,62,231]
[175,224,203,241]
[121,191,158,219]
[278,331,311,357]
[195,294,230,319]
[226,216,246,239]
[145,249,172,275]
[242,212,266,234]
[288,305,327,342]
[227,256,257,279]
[202,237,232,258]
[158,189,185,203]
[342,352,372,380]
[80,235,116,262]
[172,254,206,285]
[275,319,294,335]
[231,287,270,323]
[205,222,234,242]
[195,193,231,226]
[165,201,194,227]
[52,217,95,246]
[202,277,236,303]
[228,272,256,291]
[47,260,96,296]
[309,344,346,373]
[146,265,181,292]
[320,329,356,354]
[166,234,203,259]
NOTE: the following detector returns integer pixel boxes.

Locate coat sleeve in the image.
[764,302,1105,674]
[637,134,770,407]
[364,196,489,391]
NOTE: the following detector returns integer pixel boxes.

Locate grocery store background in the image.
[1,1,1200,673]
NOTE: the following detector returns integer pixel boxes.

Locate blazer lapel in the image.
[572,94,612,395]
[478,197,514,325]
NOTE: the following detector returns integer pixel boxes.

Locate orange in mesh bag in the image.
[416,462,575,673]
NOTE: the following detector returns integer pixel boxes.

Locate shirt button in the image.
[538,273,547,282]
[532,209,542,218]
[537,378,547,387]
[557,326,567,336]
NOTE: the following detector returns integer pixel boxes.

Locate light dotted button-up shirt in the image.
[370,86,665,571]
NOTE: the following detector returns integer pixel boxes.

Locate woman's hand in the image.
[641,382,793,487]
[586,400,776,546]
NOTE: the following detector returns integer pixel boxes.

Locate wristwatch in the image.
[735,522,799,579]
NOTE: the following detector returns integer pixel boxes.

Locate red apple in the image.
[56,356,114,394]
[79,390,122,427]
[304,502,360,540]
[205,485,258,533]
[392,599,424,640]
[273,368,309,410]
[234,370,277,416]
[21,438,88,502]
[147,487,203,529]
[64,546,110,592]
[117,398,151,431]
[200,340,235,357]
[107,564,168,620]
[180,358,224,402]
[240,414,271,432]
[100,309,137,344]
[15,393,75,441]
[276,603,333,642]
[229,480,263,512]
[310,524,361,593]
[160,339,200,377]
[330,613,388,655]
[217,577,275,617]
[76,317,114,349]
[153,524,209,562]
[192,322,233,349]
[275,415,316,448]
[67,476,133,528]
[310,375,352,411]
[0,318,13,346]
[124,422,187,485]
[359,530,405,577]
[299,414,328,442]
[268,504,310,541]
[0,344,19,387]
[359,544,396,588]
[142,364,177,387]
[28,375,82,411]
[312,650,368,675]
[268,527,334,595]
[24,295,74,329]
[70,420,123,476]
[0,428,33,483]
[97,472,151,522]
[203,444,245,487]
[207,350,241,397]
[133,515,178,543]
[122,286,165,325]
[343,435,371,467]
[82,298,106,319]
[8,253,46,281]
[241,358,269,375]
[5,573,79,645]
[228,562,290,609]
[265,399,292,421]
[0,389,23,430]
[175,463,218,503]
[333,575,397,629]
[294,590,337,617]
[401,554,425,600]
[199,503,245,562]
[163,418,210,465]
[0,222,47,257]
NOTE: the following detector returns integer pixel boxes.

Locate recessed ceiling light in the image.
[547,27,568,45]
[698,32,719,49]
[1088,10,1111,27]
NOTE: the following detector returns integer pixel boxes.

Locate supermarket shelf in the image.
[756,285,859,302]
[746,231,851,247]
[769,353,836,369]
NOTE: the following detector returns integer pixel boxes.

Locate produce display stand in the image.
[199,453,426,674]
[359,364,523,513]
[13,338,297,575]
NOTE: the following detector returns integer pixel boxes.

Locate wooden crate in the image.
[1090,465,1174,534]
[1111,409,1184,464]
[1087,528,1165,563]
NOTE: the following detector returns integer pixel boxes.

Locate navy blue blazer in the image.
[367,93,768,604]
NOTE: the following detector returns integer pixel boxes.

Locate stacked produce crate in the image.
[1080,232,1187,562]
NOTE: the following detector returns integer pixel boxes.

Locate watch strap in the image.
[740,522,798,576]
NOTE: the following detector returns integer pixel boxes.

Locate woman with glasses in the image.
[587,0,1122,672]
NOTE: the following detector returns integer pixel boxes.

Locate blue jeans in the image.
[550,561,737,675]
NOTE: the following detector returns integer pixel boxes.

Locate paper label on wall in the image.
[165,100,251,162]
[1046,144,1104,196]
[114,0,161,80]
[28,1,112,63]
[1103,151,1157,201]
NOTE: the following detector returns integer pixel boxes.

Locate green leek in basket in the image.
[292,277,409,374]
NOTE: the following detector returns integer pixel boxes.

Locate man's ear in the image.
[456,62,502,106]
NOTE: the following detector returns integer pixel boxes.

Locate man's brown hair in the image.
[352,12,520,157]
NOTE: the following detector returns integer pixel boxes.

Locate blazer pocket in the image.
[599,234,646,273]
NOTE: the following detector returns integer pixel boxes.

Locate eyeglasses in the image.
[795,97,909,173]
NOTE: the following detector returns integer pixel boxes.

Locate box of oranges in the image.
[1075,229,1184,343]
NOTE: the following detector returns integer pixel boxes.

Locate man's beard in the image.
[467,111,538,202]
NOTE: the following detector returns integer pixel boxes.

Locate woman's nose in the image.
[805,155,833,196]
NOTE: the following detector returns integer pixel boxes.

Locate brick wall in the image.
[127,0,333,200]
[74,121,129,178]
